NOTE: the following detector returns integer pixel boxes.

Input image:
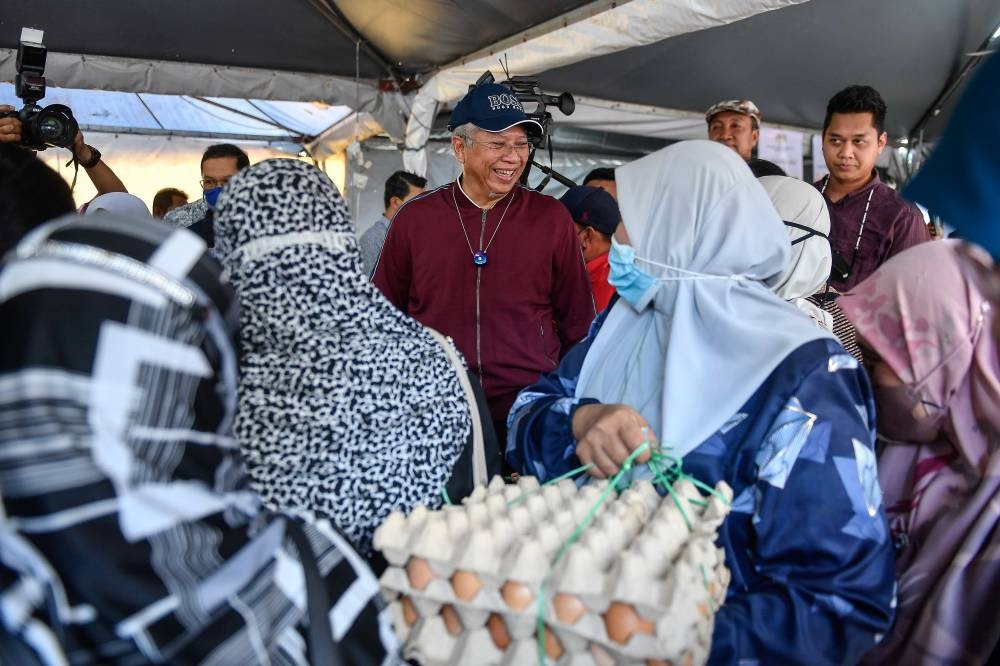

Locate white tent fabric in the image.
[402,0,809,174]
[0,83,354,142]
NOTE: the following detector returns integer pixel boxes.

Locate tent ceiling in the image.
[533,0,1000,139]
[0,1,388,78]
[1,0,997,141]
[0,0,597,80]
[334,0,599,72]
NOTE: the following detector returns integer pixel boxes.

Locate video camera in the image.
[472,71,575,151]
[470,71,577,188]
[1,28,78,151]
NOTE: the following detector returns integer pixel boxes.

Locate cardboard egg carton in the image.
[374,473,732,666]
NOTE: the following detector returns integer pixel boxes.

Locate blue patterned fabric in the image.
[506,297,896,665]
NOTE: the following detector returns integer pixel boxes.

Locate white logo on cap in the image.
[487,94,523,112]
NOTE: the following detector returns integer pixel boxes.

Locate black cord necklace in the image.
[451,183,516,267]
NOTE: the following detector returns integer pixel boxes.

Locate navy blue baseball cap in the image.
[560,186,621,236]
[447,83,543,139]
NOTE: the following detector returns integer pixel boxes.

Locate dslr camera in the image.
[1,28,78,151]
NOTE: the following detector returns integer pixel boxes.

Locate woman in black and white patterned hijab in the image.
[215,158,472,555]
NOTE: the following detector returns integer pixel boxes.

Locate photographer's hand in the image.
[0,105,23,144]
[71,130,128,195]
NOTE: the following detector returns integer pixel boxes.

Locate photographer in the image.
[1,105,127,200]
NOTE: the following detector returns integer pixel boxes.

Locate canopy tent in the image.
[3,0,996,137]
[1,0,998,216]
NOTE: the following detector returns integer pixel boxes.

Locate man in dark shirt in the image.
[373,81,594,447]
[814,85,929,292]
[165,144,250,247]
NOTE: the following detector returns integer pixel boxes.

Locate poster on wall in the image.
[758,127,804,180]
[812,134,829,183]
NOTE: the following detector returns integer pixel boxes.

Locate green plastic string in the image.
[647,459,694,531]
[536,442,651,665]
[649,450,732,507]
[440,485,453,506]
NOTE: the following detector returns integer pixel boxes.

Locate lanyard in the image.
[822,176,875,262]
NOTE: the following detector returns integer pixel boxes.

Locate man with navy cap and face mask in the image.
[560,185,620,312]
[373,80,594,451]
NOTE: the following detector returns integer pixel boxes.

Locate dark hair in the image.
[152,187,188,215]
[383,170,427,209]
[583,167,615,183]
[201,144,250,170]
[823,85,887,135]
[0,144,76,256]
[748,158,786,178]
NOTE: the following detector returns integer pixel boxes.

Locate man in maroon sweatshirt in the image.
[814,85,929,292]
[373,81,595,449]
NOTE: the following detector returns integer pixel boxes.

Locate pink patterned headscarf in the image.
[840,240,1000,665]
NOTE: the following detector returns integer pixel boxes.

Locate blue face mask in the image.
[203,186,224,209]
[607,238,660,310]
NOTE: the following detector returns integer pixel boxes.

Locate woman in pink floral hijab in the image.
[840,240,1000,665]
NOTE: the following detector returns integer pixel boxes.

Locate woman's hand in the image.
[571,403,655,478]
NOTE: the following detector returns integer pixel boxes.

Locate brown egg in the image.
[440,604,463,636]
[697,602,710,618]
[406,556,434,591]
[500,580,535,611]
[451,569,482,602]
[553,593,587,625]
[487,613,512,649]
[604,601,656,645]
[400,595,419,626]
[543,626,564,660]
[646,660,673,666]
[681,652,694,666]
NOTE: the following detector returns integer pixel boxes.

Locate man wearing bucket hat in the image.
[373,80,594,451]
[706,99,762,161]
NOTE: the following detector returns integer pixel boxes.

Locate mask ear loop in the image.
[783,220,829,246]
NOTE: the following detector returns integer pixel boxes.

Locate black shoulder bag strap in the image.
[284,517,344,666]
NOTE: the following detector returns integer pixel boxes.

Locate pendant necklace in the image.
[451,183,516,267]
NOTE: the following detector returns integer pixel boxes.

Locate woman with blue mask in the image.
[506,141,895,665]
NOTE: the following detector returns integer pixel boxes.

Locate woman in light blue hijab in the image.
[506,140,896,665]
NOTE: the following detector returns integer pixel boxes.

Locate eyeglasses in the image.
[467,139,532,156]
[200,176,233,190]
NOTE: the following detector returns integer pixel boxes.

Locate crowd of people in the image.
[0,46,997,666]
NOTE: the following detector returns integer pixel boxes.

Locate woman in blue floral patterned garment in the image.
[506,141,895,665]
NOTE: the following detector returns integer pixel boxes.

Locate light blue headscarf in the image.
[575,140,833,457]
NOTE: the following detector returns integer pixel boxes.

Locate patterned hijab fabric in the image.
[758,174,834,330]
[576,141,832,456]
[0,214,397,665]
[840,240,1000,664]
[214,158,469,555]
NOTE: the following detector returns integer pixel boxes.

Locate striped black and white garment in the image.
[213,159,470,557]
[0,215,399,665]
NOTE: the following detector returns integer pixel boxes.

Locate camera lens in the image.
[38,114,65,139]
[29,104,78,149]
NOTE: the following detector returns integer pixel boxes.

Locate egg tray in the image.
[373,474,732,666]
